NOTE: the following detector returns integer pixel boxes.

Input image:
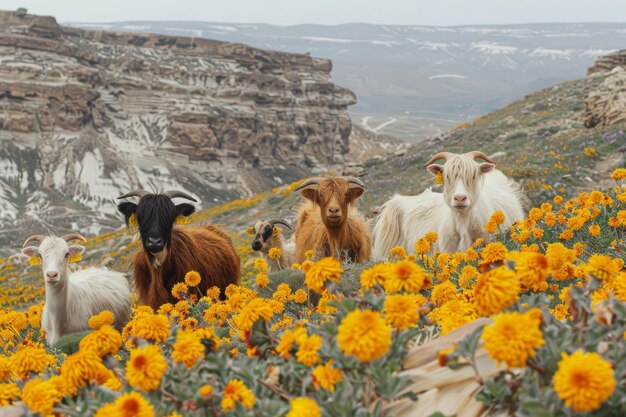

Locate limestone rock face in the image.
[584,65,626,129]
[587,50,626,75]
[0,10,361,246]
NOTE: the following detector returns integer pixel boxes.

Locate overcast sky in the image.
[4,0,626,26]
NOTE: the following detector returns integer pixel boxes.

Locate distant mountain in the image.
[69,21,626,140]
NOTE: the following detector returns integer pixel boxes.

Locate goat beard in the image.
[151,246,168,268]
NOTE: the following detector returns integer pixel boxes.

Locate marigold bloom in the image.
[88,310,115,330]
[482,309,545,368]
[9,346,54,380]
[389,246,407,259]
[480,242,508,265]
[296,334,322,367]
[184,271,202,287]
[255,272,269,288]
[60,350,109,392]
[286,397,321,417]
[587,254,619,282]
[254,258,268,273]
[21,378,64,417]
[383,260,427,293]
[473,267,520,316]
[221,379,255,411]
[304,257,342,293]
[553,350,615,412]
[431,298,477,335]
[485,220,498,234]
[126,345,167,392]
[491,210,506,224]
[199,384,213,397]
[430,281,458,306]
[424,232,438,243]
[236,298,273,333]
[312,360,342,392]
[383,294,419,330]
[337,309,392,362]
[0,383,19,405]
[511,251,549,292]
[171,282,189,299]
[94,391,155,417]
[545,243,574,271]
[268,247,282,260]
[293,289,308,303]
[611,168,626,180]
[79,325,122,357]
[414,238,431,254]
[131,313,170,342]
[172,329,204,368]
[360,263,389,290]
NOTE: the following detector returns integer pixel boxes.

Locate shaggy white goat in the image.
[373,151,524,259]
[22,233,131,344]
[248,219,295,272]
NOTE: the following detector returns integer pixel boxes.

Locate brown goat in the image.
[118,190,240,309]
[293,177,372,263]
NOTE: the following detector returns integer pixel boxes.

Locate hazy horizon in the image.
[4,0,626,26]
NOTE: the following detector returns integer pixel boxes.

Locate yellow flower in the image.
[131,313,170,342]
[171,282,189,299]
[293,289,308,303]
[588,224,601,236]
[268,247,282,260]
[482,309,545,368]
[286,397,321,417]
[221,379,255,411]
[304,257,342,294]
[184,271,202,287]
[254,258,268,273]
[311,360,342,392]
[21,378,64,417]
[199,384,213,397]
[480,242,508,266]
[511,251,549,292]
[79,325,122,357]
[545,242,574,271]
[9,346,54,380]
[553,350,615,412]
[236,298,274,333]
[587,254,619,282]
[94,391,155,417]
[424,232,438,243]
[88,310,115,330]
[126,345,167,392]
[551,303,570,320]
[305,250,316,260]
[383,260,427,293]
[360,263,389,290]
[490,210,506,224]
[172,329,205,368]
[337,309,392,362]
[0,383,19,405]
[414,238,431,255]
[389,246,407,259]
[296,334,322,367]
[383,294,419,330]
[431,298,477,335]
[60,350,108,392]
[485,220,498,234]
[473,267,520,316]
[430,281,458,306]
[611,168,626,180]
[255,272,269,288]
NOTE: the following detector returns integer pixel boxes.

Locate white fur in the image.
[373,154,524,260]
[23,237,131,344]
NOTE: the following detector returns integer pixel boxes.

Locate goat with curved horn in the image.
[466,151,496,165]
[344,177,365,189]
[117,189,150,200]
[23,234,47,248]
[162,190,198,202]
[295,178,322,192]
[423,152,453,167]
[269,219,293,230]
[60,233,87,243]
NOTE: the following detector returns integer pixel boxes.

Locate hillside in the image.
[70,20,626,140]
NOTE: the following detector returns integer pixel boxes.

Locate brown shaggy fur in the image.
[133,225,240,309]
[294,178,372,263]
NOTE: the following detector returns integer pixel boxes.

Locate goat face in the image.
[297,177,365,229]
[22,235,86,285]
[425,151,495,211]
[117,190,196,262]
[250,220,273,251]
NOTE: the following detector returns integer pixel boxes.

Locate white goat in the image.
[373,151,524,259]
[248,219,295,272]
[22,233,131,345]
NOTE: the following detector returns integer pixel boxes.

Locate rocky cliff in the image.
[0,9,384,246]
[584,50,626,129]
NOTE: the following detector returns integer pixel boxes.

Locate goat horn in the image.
[294,178,322,192]
[344,176,365,189]
[117,189,150,200]
[269,219,293,230]
[467,151,496,164]
[423,152,453,167]
[162,190,198,202]
[61,233,87,243]
[22,234,46,248]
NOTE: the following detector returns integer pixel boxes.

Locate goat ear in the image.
[69,245,86,255]
[346,186,364,202]
[22,247,38,258]
[479,163,495,173]
[117,201,137,223]
[176,203,195,217]
[427,164,443,176]
[299,185,319,202]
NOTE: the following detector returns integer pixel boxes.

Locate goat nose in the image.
[46,271,58,279]
[146,237,164,252]
[454,195,467,203]
[328,207,340,214]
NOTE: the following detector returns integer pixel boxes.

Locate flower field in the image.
[0,166,626,416]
